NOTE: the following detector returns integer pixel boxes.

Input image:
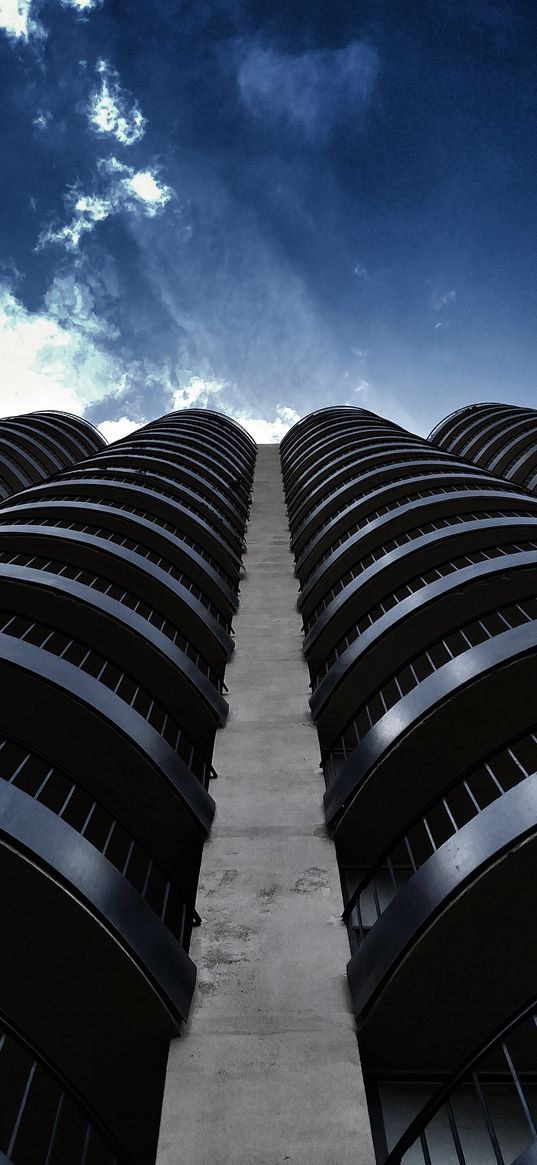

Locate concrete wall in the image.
[157,445,375,1164]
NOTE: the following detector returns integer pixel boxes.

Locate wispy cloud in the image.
[88,59,146,145]
[38,156,173,250]
[431,288,456,311]
[237,39,379,140]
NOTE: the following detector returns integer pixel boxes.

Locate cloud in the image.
[88,60,146,146]
[0,0,101,41]
[38,157,173,250]
[0,281,120,415]
[0,0,43,41]
[59,0,103,9]
[431,289,456,311]
[98,416,143,442]
[229,405,300,443]
[237,39,379,140]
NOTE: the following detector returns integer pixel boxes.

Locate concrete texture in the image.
[156,445,375,1165]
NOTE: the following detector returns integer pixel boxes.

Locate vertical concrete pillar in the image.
[157,445,375,1164]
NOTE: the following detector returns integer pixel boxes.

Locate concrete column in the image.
[157,445,375,1165]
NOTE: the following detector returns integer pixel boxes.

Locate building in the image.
[430,402,537,492]
[0,404,536,1165]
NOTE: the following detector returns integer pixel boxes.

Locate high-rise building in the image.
[0,403,536,1165]
[430,402,537,492]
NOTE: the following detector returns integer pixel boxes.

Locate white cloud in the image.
[38,157,173,251]
[89,60,146,146]
[98,416,142,442]
[0,282,119,415]
[59,0,103,9]
[0,0,101,41]
[0,0,42,41]
[237,40,379,140]
[227,405,300,443]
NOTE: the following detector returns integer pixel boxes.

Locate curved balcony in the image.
[291,456,506,566]
[323,602,537,855]
[152,407,257,463]
[303,512,537,676]
[0,517,234,671]
[0,1009,130,1164]
[5,471,244,586]
[89,440,250,527]
[0,793,178,1165]
[282,421,402,497]
[378,998,537,1165]
[428,403,520,452]
[0,492,239,624]
[116,432,252,507]
[341,733,537,1069]
[311,545,537,746]
[286,434,428,522]
[76,450,247,549]
[0,614,215,876]
[0,558,227,741]
[429,404,537,494]
[298,483,537,621]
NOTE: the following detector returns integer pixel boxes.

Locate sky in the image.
[0,1,536,442]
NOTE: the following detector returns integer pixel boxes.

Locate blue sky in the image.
[0,0,536,440]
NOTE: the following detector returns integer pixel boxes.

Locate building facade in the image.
[0,404,535,1165]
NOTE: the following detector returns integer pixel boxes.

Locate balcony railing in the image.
[0,1012,130,1164]
[381,998,537,1165]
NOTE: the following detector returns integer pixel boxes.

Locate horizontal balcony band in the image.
[304,517,537,674]
[427,402,505,445]
[0,732,199,949]
[80,451,246,541]
[287,439,444,528]
[0,783,195,1023]
[0,567,228,739]
[3,474,243,585]
[291,457,509,560]
[294,469,537,585]
[298,487,537,620]
[282,423,405,494]
[0,833,172,1165]
[0,496,239,620]
[92,438,252,520]
[0,525,234,666]
[21,412,105,459]
[109,434,253,505]
[324,627,537,856]
[0,420,68,473]
[138,417,256,467]
[0,644,215,868]
[312,556,537,743]
[347,774,537,1028]
[153,407,257,453]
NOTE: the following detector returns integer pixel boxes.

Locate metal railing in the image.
[341,727,537,947]
[0,1012,130,1164]
[0,736,197,944]
[382,998,537,1164]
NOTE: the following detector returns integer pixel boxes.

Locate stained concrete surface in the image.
[156,445,375,1165]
